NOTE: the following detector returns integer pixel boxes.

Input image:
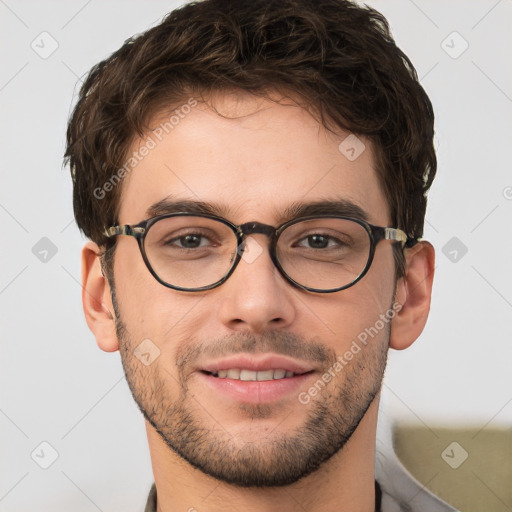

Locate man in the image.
[64,0,457,510]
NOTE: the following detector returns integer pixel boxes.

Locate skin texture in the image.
[81,91,435,512]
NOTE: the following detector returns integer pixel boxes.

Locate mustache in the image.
[175,330,337,370]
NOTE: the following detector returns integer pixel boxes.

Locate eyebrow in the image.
[279,199,369,223]
[145,196,369,224]
[146,197,238,219]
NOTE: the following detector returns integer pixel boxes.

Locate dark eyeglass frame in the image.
[104,212,415,293]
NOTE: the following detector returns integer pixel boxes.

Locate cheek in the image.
[302,297,377,356]
[307,255,396,354]
[113,246,209,354]
[113,244,173,338]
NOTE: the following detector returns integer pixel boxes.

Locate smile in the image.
[204,368,310,381]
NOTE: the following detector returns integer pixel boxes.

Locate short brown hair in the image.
[64,0,436,276]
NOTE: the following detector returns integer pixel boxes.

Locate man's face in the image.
[111,92,397,487]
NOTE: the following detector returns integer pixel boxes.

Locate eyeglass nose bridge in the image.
[236,221,278,241]
[232,221,285,283]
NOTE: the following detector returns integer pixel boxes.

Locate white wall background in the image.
[1,1,510,510]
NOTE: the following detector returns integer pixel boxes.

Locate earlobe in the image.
[389,241,435,351]
[81,241,119,353]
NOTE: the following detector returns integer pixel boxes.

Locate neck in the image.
[146,398,379,512]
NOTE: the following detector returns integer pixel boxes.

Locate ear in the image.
[389,241,435,350]
[81,241,119,352]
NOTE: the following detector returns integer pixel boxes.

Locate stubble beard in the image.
[112,286,389,488]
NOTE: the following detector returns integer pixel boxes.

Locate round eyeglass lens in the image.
[143,216,238,289]
[276,217,371,290]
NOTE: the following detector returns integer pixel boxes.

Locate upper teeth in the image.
[214,369,295,381]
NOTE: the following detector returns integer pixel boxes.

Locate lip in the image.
[197,370,316,404]
[199,354,315,374]
[196,353,317,404]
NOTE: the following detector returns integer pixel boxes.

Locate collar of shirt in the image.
[144,481,384,512]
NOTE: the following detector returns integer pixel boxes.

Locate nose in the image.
[216,235,296,333]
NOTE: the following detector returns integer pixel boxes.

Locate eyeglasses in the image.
[104,213,412,293]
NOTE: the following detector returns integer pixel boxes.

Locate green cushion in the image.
[393,426,512,512]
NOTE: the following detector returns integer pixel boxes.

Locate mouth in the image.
[201,368,313,381]
[196,354,317,404]
[198,353,316,379]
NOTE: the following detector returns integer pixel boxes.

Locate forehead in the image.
[118,92,389,225]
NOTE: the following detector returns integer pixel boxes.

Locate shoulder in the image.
[144,483,157,512]
[376,411,459,512]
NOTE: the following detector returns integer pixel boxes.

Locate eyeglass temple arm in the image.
[384,227,418,248]
[104,225,146,238]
